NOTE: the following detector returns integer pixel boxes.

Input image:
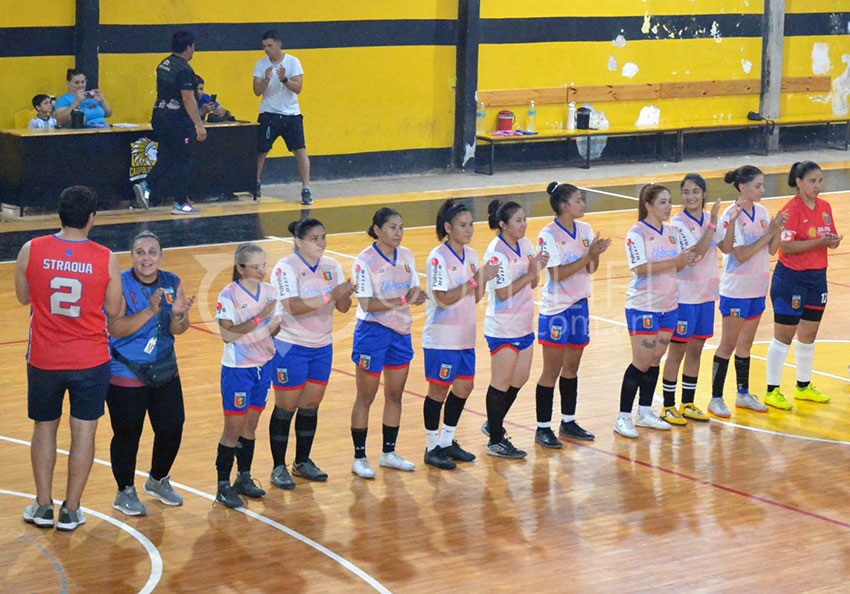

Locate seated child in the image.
[195,75,234,123]
[28,94,57,129]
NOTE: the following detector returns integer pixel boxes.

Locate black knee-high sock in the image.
[294,407,318,464]
[235,436,255,474]
[638,365,659,407]
[442,392,466,427]
[711,355,729,399]
[351,428,367,459]
[486,385,506,443]
[681,374,699,404]
[535,384,555,424]
[504,386,520,416]
[619,364,641,414]
[216,443,236,483]
[382,424,399,453]
[734,355,750,395]
[269,406,294,467]
[423,396,443,431]
[662,377,677,408]
[559,376,578,416]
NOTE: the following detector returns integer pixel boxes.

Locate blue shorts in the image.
[221,363,273,415]
[671,302,716,343]
[538,299,590,349]
[719,296,765,320]
[424,348,476,385]
[625,309,677,335]
[271,341,333,392]
[351,320,414,377]
[485,333,535,355]
[770,262,827,318]
[27,362,110,422]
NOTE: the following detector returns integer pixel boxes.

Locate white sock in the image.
[618,412,632,422]
[438,424,456,448]
[638,405,652,417]
[536,421,551,429]
[425,429,440,451]
[795,340,816,384]
[561,414,576,423]
[766,339,791,386]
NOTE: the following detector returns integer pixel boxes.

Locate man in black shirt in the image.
[134,31,207,215]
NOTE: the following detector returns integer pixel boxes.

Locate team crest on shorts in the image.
[439,364,452,379]
[277,368,288,384]
[359,355,371,370]
[791,295,801,310]
[643,315,653,329]
[234,392,247,408]
[551,325,563,340]
[730,308,741,318]
[677,321,688,335]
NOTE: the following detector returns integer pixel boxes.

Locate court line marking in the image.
[0,486,162,594]
[0,436,391,594]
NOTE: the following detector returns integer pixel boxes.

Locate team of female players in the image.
[207,161,840,508]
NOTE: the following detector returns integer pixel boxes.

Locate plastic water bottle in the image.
[567,102,576,131]
[476,102,486,135]
[527,100,537,133]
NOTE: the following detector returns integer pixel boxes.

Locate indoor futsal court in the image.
[1,154,850,592]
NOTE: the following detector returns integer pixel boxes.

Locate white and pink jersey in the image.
[353,243,420,335]
[625,220,680,312]
[717,202,772,299]
[537,219,594,315]
[271,252,345,348]
[671,210,719,304]
[423,242,479,350]
[484,235,535,338]
[216,280,277,368]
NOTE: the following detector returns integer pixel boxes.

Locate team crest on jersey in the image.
[551,325,563,340]
[470,264,476,273]
[163,288,175,304]
[359,355,371,370]
[323,270,333,281]
[823,212,831,226]
[677,321,688,335]
[432,258,440,267]
[791,295,801,310]
[668,236,676,245]
[760,220,767,228]
[404,264,411,273]
[538,237,545,246]
[277,368,288,384]
[66,249,73,257]
[730,308,741,318]
[643,315,653,329]
[234,392,247,408]
[582,239,590,248]
[439,364,452,379]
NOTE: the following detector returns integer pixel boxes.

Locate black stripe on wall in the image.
[0,27,75,57]
[99,20,458,54]
[785,12,850,36]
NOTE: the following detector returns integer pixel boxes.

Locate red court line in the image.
[331,365,850,531]
[0,339,28,346]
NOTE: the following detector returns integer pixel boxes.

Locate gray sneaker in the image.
[113,486,148,516]
[132,181,150,209]
[234,472,266,498]
[23,500,54,528]
[215,481,244,509]
[292,458,329,482]
[736,392,769,413]
[708,397,731,418]
[144,475,183,506]
[270,465,296,490]
[56,502,87,531]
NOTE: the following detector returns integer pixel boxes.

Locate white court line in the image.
[0,436,391,594]
[708,419,850,445]
[0,487,163,594]
[578,186,638,201]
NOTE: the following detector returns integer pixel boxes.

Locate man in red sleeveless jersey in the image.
[15,186,124,531]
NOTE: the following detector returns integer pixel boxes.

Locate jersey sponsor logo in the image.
[359,354,371,370]
[275,268,283,276]
[550,325,563,340]
[723,220,729,229]
[216,302,223,313]
[439,363,452,379]
[626,237,641,264]
[677,321,688,335]
[277,368,288,384]
[42,259,94,274]
[791,295,801,310]
[643,315,653,329]
[538,237,545,246]
[808,228,818,238]
[431,257,440,266]
[780,229,793,241]
[234,392,247,408]
[323,270,333,281]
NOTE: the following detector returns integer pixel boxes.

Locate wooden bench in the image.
[475,77,835,174]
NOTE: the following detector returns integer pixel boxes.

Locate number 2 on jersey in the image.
[50,277,83,318]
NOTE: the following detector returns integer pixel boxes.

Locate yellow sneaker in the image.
[661,406,688,426]
[795,384,830,403]
[679,402,709,422]
[764,388,793,410]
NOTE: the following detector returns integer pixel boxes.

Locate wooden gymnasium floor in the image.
[2,162,850,593]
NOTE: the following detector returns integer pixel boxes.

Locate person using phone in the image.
[195,75,233,122]
[54,69,112,128]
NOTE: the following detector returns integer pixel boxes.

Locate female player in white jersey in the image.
[350,208,427,478]
[764,161,841,408]
[616,184,696,439]
[660,174,721,425]
[533,182,610,447]
[422,199,497,470]
[709,166,787,417]
[481,199,548,458]
[214,242,281,508]
[267,218,355,489]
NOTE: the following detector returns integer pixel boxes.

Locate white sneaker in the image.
[708,397,731,418]
[614,416,639,439]
[635,411,672,431]
[378,451,416,472]
[736,392,769,412]
[351,457,376,479]
[171,202,199,215]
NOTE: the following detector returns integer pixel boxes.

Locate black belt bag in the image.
[111,348,179,388]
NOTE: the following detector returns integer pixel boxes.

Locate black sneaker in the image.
[442,440,476,462]
[486,436,527,459]
[535,427,564,449]
[424,446,456,470]
[292,458,329,482]
[559,420,596,441]
[480,420,490,437]
[215,482,245,508]
[301,188,313,205]
[234,472,266,499]
[270,465,296,490]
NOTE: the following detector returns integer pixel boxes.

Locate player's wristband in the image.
[469,278,479,289]
[400,295,408,306]
[252,315,262,325]
[322,293,331,304]
[282,76,289,84]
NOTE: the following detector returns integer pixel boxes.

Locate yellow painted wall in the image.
[0,0,74,26]
[482,0,763,19]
